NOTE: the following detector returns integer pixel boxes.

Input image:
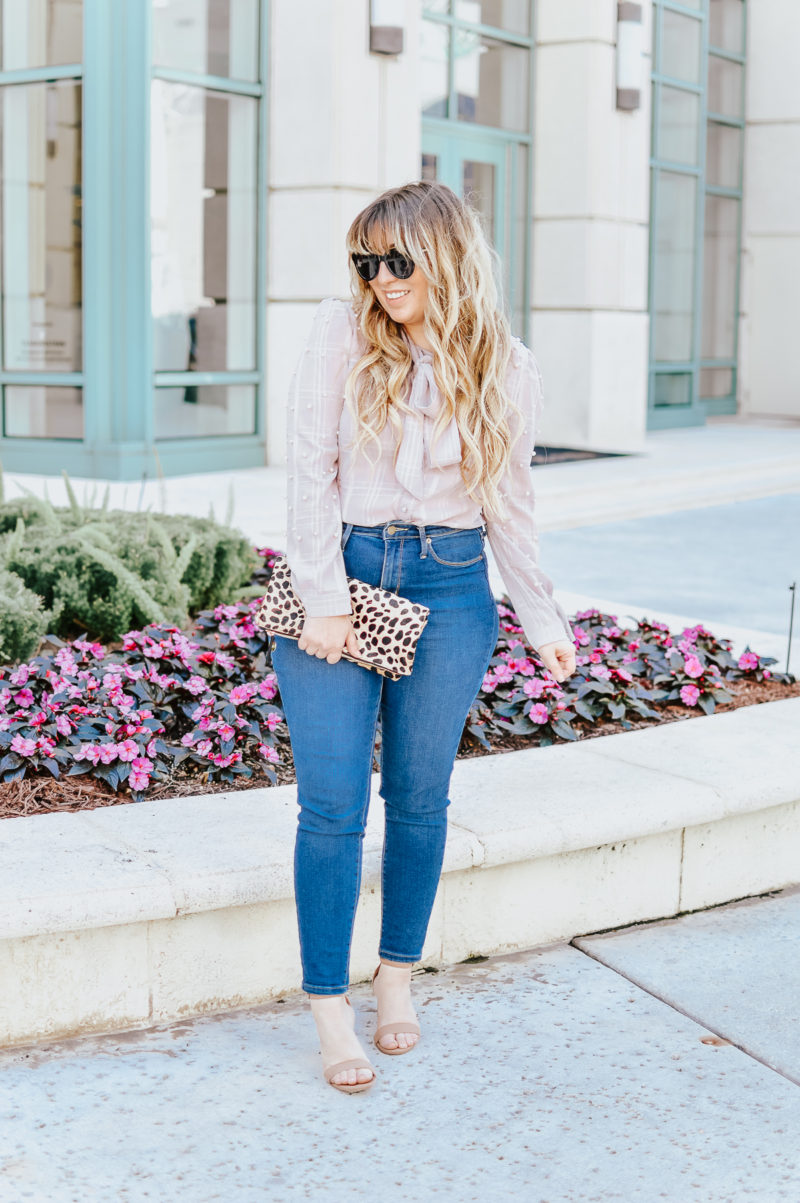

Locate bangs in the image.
[348,196,417,258]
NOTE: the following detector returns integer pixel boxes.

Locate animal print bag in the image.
[255,555,431,681]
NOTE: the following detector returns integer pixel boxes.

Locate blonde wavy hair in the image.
[344,180,523,522]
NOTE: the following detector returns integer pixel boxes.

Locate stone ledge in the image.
[1,697,798,1047]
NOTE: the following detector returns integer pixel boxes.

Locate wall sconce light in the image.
[616,2,643,110]
[369,0,404,56]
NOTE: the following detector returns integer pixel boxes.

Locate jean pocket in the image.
[426,530,485,567]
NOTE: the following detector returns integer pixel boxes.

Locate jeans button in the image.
[387,525,396,534]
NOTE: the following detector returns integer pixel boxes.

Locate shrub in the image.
[0,489,258,644]
[0,570,54,664]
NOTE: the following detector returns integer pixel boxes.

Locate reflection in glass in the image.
[706,120,742,188]
[708,55,744,117]
[421,153,439,181]
[0,80,82,372]
[422,0,450,13]
[0,0,82,70]
[454,30,529,131]
[654,373,691,407]
[462,160,496,244]
[702,194,739,361]
[4,386,82,438]
[511,142,528,337]
[151,81,257,375]
[652,169,697,362]
[700,367,733,398]
[709,0,744,54]
[661,9,702,84]
[454,0,530,36]
[152,0,259,82]
[659,86,700,165]
[154,384,255,439]
[420,20,449,118]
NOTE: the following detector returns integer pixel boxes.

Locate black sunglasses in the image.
[351,249,415,283]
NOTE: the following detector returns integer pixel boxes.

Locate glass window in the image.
[454,0,530,36]
[151,81,257,374]
[154,383,255,439]
[421,19,449,118]
[511,142,529,335]
[661,9,702,84]
[709,0,744,54]
[454,29,529,131]
[708,54,744,117]
[706,120,742,188]
[152,0,259,82]
[652,169,697,363]
[4,385,82,438]
[702,194,739,360]
[423,0,450,13]
[421,152,439,181]
[0,80,82,372]
[463,159,496,243]
[654,373,692,407]
[659,85,701,165]
[700,367,733,398]
[0,0,82,70]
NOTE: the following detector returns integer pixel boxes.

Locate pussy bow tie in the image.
[394,354,462,500]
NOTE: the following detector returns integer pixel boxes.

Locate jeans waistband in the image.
[341,520,485,558]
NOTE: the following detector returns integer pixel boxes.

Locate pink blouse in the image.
[285,297,574,653]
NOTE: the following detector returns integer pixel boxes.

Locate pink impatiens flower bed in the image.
[0,547,794,806]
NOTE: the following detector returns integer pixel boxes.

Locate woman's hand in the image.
[298,615,362,665]
[536,639,577,684]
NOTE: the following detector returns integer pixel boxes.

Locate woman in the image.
[271,180,576,1094]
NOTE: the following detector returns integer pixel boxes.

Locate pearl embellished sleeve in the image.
[285,297,355,618]
[483,344,576,654]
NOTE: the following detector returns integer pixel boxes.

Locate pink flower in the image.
[55,714,72,737]
[257,676,277,700]
[763,669,771,678]
[590,664,611,680]
[481,673,498,693]
[185,676,208,696]
[528,703,550,725]
[229,683,257,705]
[195,739,213,757]
[493,663,513,683]
[181,732,196,747]
[258,744,280,763]
[116,739,139,762]
[97,743,118,764]
[738,651,759,671]
[129,769,150,792]
[75,743,102,765]
[504,658,527,675]
[218,723,236,742]
[522,678,545,699]
[680,684,701,706]
[10,665,30,687]
[265,711,283,732]
[10,734,37,757]
[683,655,704,679]
[13,688,34,709]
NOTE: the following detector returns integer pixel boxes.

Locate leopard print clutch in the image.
[255,556,431,681]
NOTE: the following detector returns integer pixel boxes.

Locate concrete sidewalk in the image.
[2,887,799,1203]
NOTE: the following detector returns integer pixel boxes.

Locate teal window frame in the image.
[0,0,270,479]
[648,0,746,430]
[420,2,535,341]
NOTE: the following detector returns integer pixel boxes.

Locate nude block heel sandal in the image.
[322,997,376,1094]
[372,963,422,1056]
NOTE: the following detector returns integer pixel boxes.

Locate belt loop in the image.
[417,523,428,558]
[341,521,354,550]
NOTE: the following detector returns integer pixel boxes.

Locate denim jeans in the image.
[270,520,500,995]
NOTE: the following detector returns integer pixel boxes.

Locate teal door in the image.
[422,128,525,333]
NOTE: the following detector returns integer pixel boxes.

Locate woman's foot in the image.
[308,994,376,1089]
[372,960,421,1053]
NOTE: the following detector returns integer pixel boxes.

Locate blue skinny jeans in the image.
[270,520,500,996]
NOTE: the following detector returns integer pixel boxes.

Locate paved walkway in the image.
[2,887,799,1202]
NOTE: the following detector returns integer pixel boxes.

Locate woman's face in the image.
[368,250,429,333]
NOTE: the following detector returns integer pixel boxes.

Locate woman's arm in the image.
[286,297,354,618]
[483,342,575,658]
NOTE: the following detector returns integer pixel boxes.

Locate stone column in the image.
[531,0,652,452]
[265,0,422,464]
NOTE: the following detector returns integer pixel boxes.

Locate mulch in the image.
[1,673,797,821]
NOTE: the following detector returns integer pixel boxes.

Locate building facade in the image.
[0,0,796,480]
